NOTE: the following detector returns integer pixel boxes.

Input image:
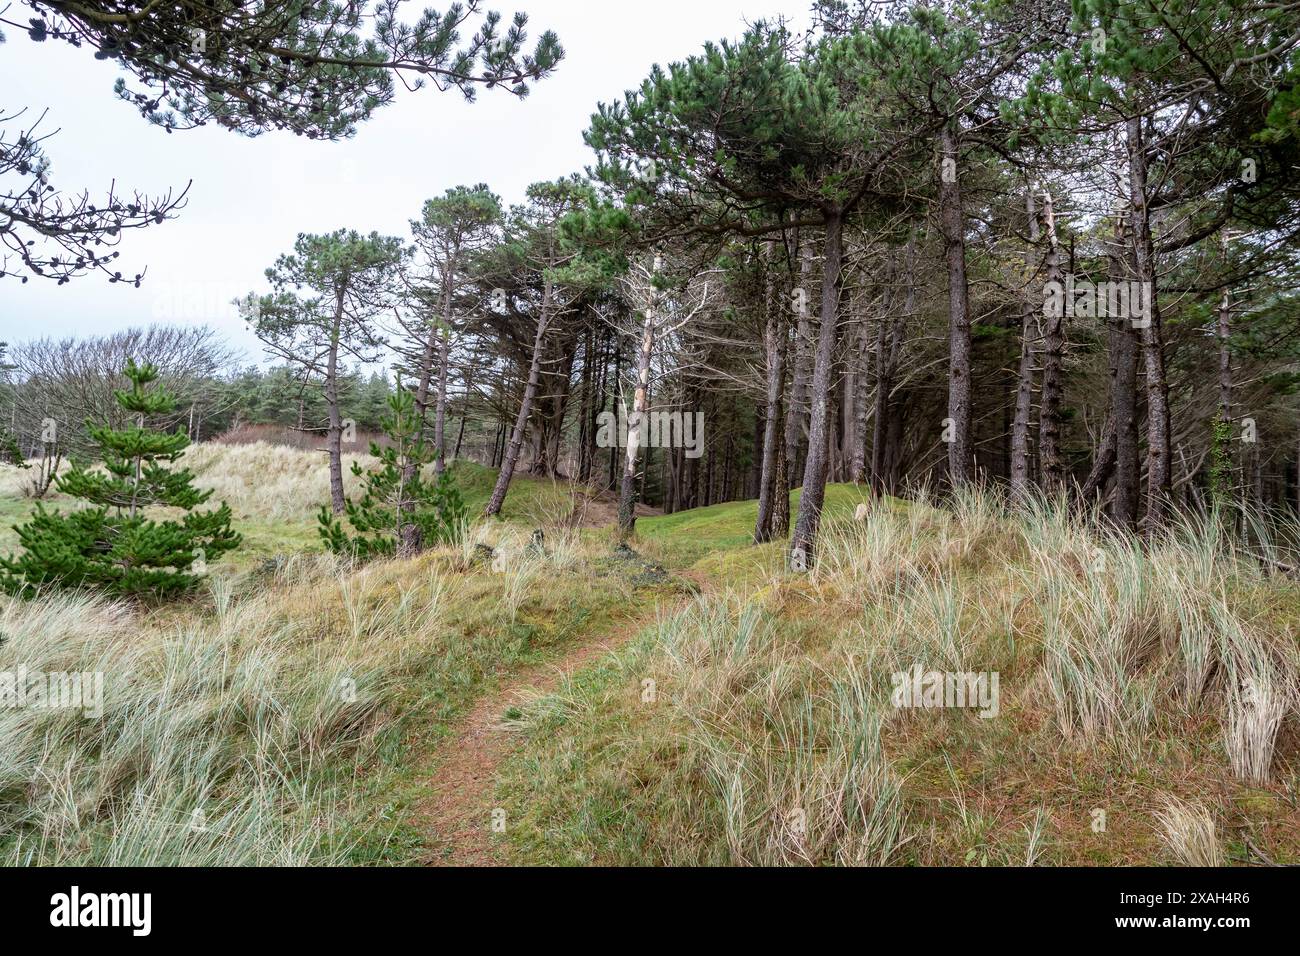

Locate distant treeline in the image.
[0,327,397,457]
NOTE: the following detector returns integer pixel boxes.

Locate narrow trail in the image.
[414,590,693,866]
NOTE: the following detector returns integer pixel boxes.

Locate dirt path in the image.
[415,598,678,866]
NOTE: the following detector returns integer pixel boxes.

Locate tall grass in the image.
[0,441,672,866]
[0,556,449,865]
[499,488,1300,866]
[975,498,1297,774]
[182,441,377,520]
[507,596,910,866]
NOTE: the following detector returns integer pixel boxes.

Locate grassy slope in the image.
[0,453,566,568]
[0,447,679,864]
[491,491,1300,867]
[636,484,877,564]
[3,446,1298,867]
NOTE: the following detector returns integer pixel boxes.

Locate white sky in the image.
[0,1,811,363]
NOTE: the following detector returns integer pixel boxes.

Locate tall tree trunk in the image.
[619,270,659,540]
[938,125,974,487]
[1109,222,1141,528]
[1079,415,1117,505]
[850,293,871,485]
[577,324,594,483]
[755,243,787,543]
[1038,188,1066,493]
[1218,289,1233,423]
[790,211,845,567]
[325,293,346,515]
[784,240,816,487]
[485,281,551,517]
[884,395,905,491]
[1010,188,1040,500]
[848,269,873,485]
[1216,288,1235,503]
[772,440,790,538]
[453,404,467,461]
[1127,115,1173,530]
[608,340,621,491]
[1250,440,1264,509]
[838,281,861,484]
[682,385,699,511]
[432,320,452,475]
[427,243,461,476]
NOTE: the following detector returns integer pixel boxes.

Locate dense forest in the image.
[6,0,1300,570]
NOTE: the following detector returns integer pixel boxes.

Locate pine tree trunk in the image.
[1038,189,1066,493]
[1127,116,1173,531]
[850,276,871,484]
[755,244,786,543]
[453,406,466,461]
[485,280,551,517]
[431,245,462,475]
[1216,289,1235,503]
[1218,290,1233,425]
[577,325,594,483]
[939,125,974,487]
[607,340,621,491]
[433,323,451,475]
[872,229,915,496]
[870,358,893,494]
[619,278,658,540]
[784,240,816,488]
[1080,415,1116,506]
[1010,188,1040,501]
[837,344,853,483]
[1251,441,1264,508]
[790,211,845,567]
[772,440,790,538]
[871,335,893,494]
[326,294,346,515]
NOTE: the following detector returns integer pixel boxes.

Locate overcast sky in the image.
[0,1,811,363]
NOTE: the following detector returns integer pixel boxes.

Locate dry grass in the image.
[496,490,1300,866]
[0,507,642,865]
[0,553,455,864]
[3,445,1297,866]
[181,441,378,520]
[1155,796,1224,867]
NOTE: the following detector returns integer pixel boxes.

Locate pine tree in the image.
[0,359,241,599]
[246,229,408,515]
[0,429,25,468]
[406,184,503,476]
[318,379,468,561]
